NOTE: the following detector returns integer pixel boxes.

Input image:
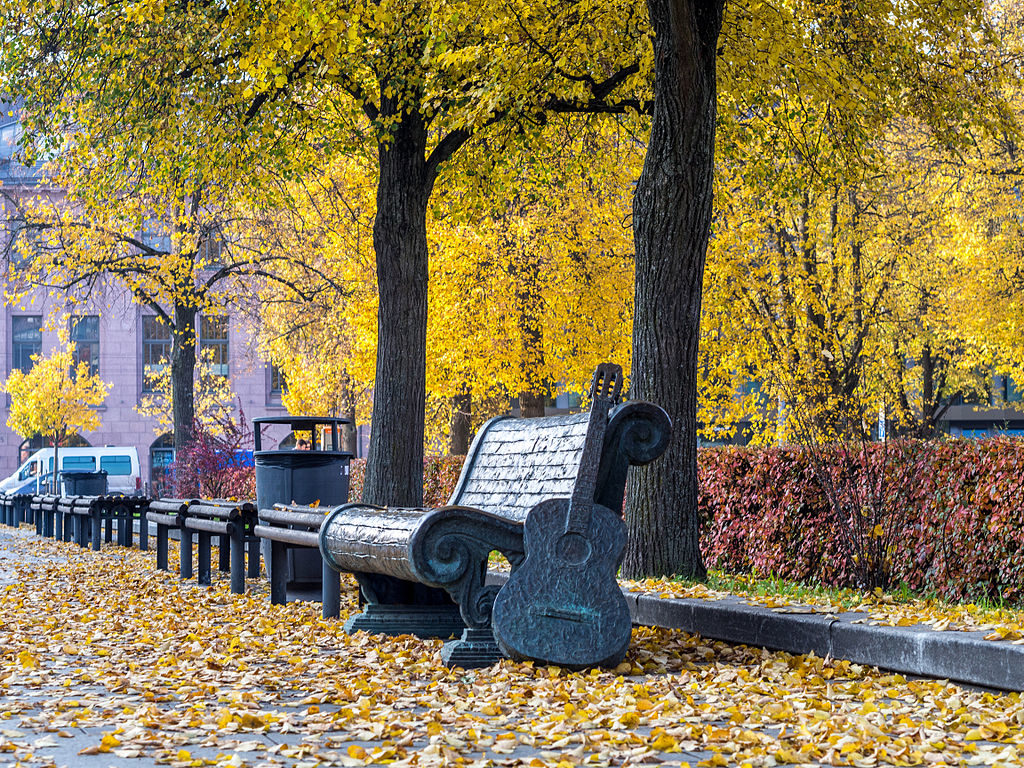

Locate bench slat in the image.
[253,524,320,548]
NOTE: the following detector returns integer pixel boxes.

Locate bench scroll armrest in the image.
[408,506,525,630]
[596,400,672,516]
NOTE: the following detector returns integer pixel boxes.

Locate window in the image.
[199,236,225,267]
[100,455,132,476]
[140,218,170,253]
[200,315,229,377]
[0,122,19,160]
[142,315,172,391]
[269,362,286,394]
[70,315,100,376]
[11,315,41,373]
[1009,377,1022,403]
[62,455,96,470]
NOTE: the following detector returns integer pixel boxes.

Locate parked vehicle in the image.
[0,447,142,495]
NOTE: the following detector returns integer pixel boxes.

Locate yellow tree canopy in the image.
[3,329,109,445]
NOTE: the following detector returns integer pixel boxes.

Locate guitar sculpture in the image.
[491,363,632,669]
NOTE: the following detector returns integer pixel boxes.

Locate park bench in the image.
[58,494,150,551]
[253,503,341,618]
[0,492,31,527]
[182,499,260,593]
[147,498,192,573]
[31,494,59,538]
[316,391,671,667]
[148,498,260,592]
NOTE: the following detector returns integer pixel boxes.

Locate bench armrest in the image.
[408,505,526,629]
[596,401,672,515]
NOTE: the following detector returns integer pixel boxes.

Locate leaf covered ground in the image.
[0,529,1022,768]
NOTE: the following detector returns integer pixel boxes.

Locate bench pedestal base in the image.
[343,604,465,640]
[441,627,502,669]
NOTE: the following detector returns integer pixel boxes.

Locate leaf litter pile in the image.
[1,530,1022,768]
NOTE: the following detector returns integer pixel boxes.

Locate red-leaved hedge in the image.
[700,439,1024,603]
[350,439,1024,603]
[348,456,465,507]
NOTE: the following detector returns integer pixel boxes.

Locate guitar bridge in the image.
[532,605,597,624]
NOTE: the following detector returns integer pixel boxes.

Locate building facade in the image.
[1,98,302,489]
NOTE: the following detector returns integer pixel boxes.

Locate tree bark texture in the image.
[361,112,431,507]
[622,0,724,580]
[171,302,197,458]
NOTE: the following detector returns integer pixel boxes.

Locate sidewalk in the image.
[2,526,1023,768]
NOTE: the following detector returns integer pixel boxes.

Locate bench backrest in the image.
[449,413,591,523]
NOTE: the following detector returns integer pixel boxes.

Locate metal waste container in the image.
[254,417,353,586]
[60,469,108,496]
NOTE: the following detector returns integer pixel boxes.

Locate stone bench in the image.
[317,399,671,667]
[253,504,341,618]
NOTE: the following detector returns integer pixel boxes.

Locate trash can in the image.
[254,417,353,587]
[60,470,108,496]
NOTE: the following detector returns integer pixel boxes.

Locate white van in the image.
[0,447,142,495]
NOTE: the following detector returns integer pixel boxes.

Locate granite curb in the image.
[485,571,1024,691]
[628,591,1024,692]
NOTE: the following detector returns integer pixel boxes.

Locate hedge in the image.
[349,439,1024,603]
[699,438,1024,603]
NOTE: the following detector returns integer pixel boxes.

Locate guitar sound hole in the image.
[556,533,592,566]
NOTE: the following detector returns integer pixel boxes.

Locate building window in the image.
[70,315,100,376]
[142,315,172,391]
[12,315,41,373]
[0,122,19,161]
[199,236,225,267]
[269,362,286,394]
[140,218,171,253]
[199,315,229,377]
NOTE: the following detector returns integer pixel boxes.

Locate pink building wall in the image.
[0,280,294,489]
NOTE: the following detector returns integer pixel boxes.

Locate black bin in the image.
[254,417,353,586]
[61,470,108,496]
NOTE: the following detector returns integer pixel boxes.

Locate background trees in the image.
[3,328,109,492]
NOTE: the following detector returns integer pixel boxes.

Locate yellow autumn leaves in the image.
[3,328,109,449]
[3,527,1024,767]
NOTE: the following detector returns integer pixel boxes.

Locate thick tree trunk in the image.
[449,386,472,455]
[171,302,197,457]
[361,112,431,507]
[622,0,724,580]
[517,249,546,418]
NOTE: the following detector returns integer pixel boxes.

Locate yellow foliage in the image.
[135,347,237,437]
[3,327,109,446]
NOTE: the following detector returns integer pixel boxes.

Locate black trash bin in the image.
[60,470,108,496]
[254,417,353,587]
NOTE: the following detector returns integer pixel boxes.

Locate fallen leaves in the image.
[0,529,1023,767]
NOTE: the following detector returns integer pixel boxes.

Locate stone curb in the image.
[627,591,1024,691]
[487,572,1023,691]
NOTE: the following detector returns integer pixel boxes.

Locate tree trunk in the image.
[339,370,358,455]
[622,0,724,580]
[450,386,472,455]
[517,248,546,418]
[361,112,431,507]
[171,302,197,457]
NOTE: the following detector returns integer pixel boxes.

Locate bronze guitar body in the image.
[492,497,631,670]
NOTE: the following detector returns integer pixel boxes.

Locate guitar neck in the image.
[565,395,612,536]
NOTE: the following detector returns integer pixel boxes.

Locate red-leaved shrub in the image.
[700,438,1024,603]
[348,456,465,505]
